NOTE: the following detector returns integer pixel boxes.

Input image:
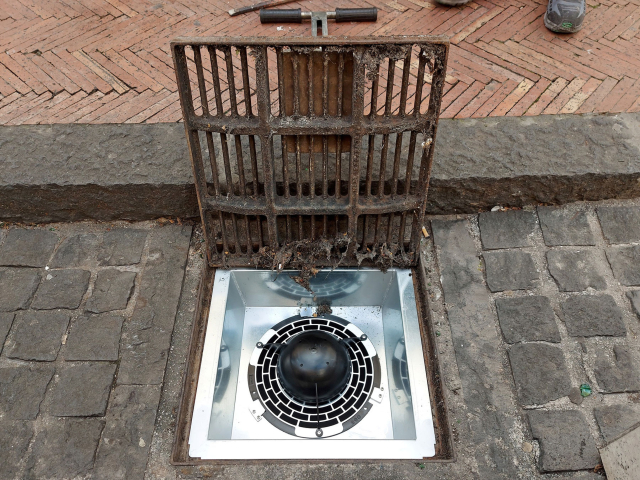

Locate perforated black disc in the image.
[248,314,381,438]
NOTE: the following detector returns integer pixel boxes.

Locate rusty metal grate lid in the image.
[171,36,449,270]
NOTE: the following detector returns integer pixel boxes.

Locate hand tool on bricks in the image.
[260,8,378,36]
[229,0,299,17]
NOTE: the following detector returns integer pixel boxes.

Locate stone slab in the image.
[600,423,640,480]
[50,233,101,268]
[537,206,595,246]
[48,363,116,417]
[4,310,70,361]
[547,250,608,292]
[597,206,640,244]
[478,210,537,250]
[0,228,58,267]
[63,314,124,361]
[593,345,640,393]
[26,418,104,479]
[0,421,33,479]
[561,295,626,337]
[31,269,91,310]
[628,290,640,319]
[93,385,161,480]
[0,312,14,353]
[595,404,640,443]
[98,229,147,266]
[483,250,539,292]
[0,267,41,311]
[2,114,640,222]
[86,269,136,313]
[508,343,572,405]
[606,246,640,286]
[432,218,525,477]
[528,410,600,472]
[0,365,54,419]
[495,296,561,344]
[117,225,191,385]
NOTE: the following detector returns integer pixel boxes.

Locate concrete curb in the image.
[1,114,639,223]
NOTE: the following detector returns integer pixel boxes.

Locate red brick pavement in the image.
[1,0,640,124]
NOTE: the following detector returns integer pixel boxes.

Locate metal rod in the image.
[240,46,253,116]
[234,135,247,195]
[249,135,259,195]
[205,132,221,196]
[224,47,238,116]
[391,132,402,195]
[413,49,427,117]
[208,46,224,116]
[384,57,395,116]
[399,49,411,116]
[192,46,210,117]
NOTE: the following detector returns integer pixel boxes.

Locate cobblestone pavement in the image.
[2,201,640,479]
[1,0,640,124]
[430,198,640,476]
[0,221,191,479]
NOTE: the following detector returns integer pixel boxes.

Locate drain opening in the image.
[248,314,381,438]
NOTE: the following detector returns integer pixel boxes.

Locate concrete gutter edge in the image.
[1,113,639,223]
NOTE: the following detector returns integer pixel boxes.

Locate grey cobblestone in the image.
[0,421,33,479]
[547,250,608,292]
[4,310,70,361]
[0,365,54,419]
[484,250,539,292]
[528,410,600,472]
[606,245,640,286]
[0,312,14,353]
[85,269,136,313]
[0,222,191,480]
[26,418,104,479]
[432,218,524,477]
[594,404,640,443]
[50,233,100,268]
[561,295,626,337]
[94,385,161,480]
[479,210,537,250]
[118,225,191,385]
[63,314,124,361]
[495,296,560,343]
[48,363,116,417]
[537,206,595,246]
[98,229,147,266]
[0,228,58,267]
[593,345,640,393]
[0,267,40,311]
[597,206,640,244]
[508,343,571,405]
[627,290,640,319]
[31,269,91,310]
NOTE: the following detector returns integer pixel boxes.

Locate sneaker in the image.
[544,0,586,33]
[434,0,472,6]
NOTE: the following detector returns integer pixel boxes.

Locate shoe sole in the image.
[435,0,472,5]
[543,12,583,33]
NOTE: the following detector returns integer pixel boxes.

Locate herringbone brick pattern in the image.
[0,0,639,124]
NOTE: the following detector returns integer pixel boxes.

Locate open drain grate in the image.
[171,37,448,269]
[248,315,382,438]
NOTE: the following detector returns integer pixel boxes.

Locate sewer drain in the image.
[248,314,382,438]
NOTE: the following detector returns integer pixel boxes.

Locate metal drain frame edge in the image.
[170,262,455,464]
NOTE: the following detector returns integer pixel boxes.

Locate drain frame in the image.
[171,260,454,464]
